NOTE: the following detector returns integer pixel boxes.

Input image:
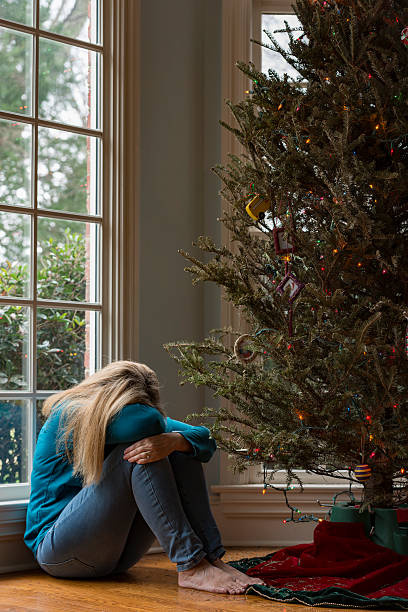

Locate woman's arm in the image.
[122,418,217,464]
[122,432,192,464]
[164,417,217,463]
[106,404,166,444]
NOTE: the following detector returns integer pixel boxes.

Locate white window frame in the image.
[0,2,104,504]
[0,0,141,571]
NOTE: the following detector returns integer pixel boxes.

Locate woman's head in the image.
[42,361,164,486]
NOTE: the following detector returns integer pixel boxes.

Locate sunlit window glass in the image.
[262,14,302,78]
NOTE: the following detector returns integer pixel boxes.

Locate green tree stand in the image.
[330,505,408,555]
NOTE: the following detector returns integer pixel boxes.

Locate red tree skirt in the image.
[230,521,408,608]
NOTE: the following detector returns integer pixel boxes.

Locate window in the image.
[260,13,302,78]
[253,0,301,76]
[0,0,103,502]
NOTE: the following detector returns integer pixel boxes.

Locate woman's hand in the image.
[123,432,192,464]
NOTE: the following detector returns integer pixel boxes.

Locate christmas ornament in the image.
[245,194,271,221]
[354,464,372,482]
[405,319,408,358]
[273,227,296,255]
[401,27,408,46]
[234,334,257,363]
[265,263,277,281]
[276,272,305,302]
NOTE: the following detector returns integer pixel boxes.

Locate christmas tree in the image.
[166,0,408,511]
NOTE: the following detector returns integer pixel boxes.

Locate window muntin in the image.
[0,1,103,501]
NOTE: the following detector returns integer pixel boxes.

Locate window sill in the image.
[0,499,29,539]
[0,500,38,574]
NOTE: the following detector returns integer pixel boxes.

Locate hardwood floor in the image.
[1,548,344,612]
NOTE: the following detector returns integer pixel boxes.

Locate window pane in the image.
[0,118,32,207]
[39,37,100,129]
[0,305,30,390]
[262,14,302,78]
[0,210,31,297]
[38,126,100,215]
[0,27,33,115]
[37,217,100,303]
[0,0,33,27]
[39,0,100,44]
[0,399,30,484]
[37,308,99,390]
[36,400,47,439]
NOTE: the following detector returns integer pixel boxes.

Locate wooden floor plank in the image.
[0,548,356,612]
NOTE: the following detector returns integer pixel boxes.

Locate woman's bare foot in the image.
[211,558,266,587]
[178,558,247,594]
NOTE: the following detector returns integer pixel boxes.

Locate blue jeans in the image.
[36,443,225,578]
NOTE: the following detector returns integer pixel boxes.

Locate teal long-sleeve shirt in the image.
[24,404,216,557]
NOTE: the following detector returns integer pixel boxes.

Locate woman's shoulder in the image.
[120,403,164,416]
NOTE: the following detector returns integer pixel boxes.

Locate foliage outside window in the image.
[0,0,102,492]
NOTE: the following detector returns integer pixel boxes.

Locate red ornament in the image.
[401,27,408,46]
[273,227,296,255]
[276,272,305,303]
[234,334,257,363]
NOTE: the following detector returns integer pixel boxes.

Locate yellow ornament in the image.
[354,464,372,482]
[245,194,271,221]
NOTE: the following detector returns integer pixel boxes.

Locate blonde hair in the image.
[42,360,165,487]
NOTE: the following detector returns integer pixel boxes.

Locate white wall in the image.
[138,0,222,486]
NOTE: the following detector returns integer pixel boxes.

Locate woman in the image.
[24,361,264,594]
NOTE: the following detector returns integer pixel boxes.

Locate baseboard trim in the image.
[0,561,39,575]
[146,545,164,554]
[210,482,356,547]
